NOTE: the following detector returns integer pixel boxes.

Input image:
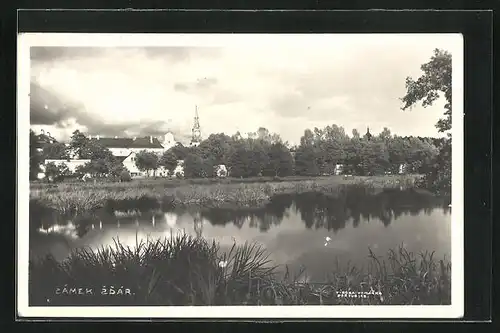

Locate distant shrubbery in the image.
[29,175,421,215]
[120,170,132,182]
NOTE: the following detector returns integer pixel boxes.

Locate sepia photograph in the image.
[17,33,464,318]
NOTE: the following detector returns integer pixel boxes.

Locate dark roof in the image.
[90,137,164,149]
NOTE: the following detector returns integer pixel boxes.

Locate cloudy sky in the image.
[28,34,457,145]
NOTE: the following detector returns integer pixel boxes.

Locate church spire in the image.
[190,105,202,146]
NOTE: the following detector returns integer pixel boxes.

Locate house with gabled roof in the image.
[88,134,177,177]
[89,135,169,156]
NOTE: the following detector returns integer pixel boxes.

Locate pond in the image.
[29,186,451,283]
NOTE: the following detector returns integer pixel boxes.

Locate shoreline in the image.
[29,175,425,214]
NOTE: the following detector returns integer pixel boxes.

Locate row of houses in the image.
[34,127,189,179]
[34,130,231,180]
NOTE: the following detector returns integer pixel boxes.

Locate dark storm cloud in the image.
[31,80,192,142]
[30,82,90,126]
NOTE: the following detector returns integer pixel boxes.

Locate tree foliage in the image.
[159,151,178,175]
[44,162,71,182]
[135,150,160,176]
[264,142,294,177]
[184,153,213,178]
[401,48,452,134]
[400,48,452,195]
[43,142,69,160]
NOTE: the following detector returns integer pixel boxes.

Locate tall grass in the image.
[29,234,450,306]
[30,175,422,214]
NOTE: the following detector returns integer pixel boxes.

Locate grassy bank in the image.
[29,234,451,306]
[30,175,422,214]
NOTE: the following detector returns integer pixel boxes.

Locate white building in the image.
[89,133,177,178]
[38,159,92,180]
[215,164,228,178]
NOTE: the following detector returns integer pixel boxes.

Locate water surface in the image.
[29,186,451,282]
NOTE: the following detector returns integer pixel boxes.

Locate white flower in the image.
[218,260,228,268]
[325,236,332,242]
[324,242,328,247]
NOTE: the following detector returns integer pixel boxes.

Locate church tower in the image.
[162,119,176,150]
[190,105,202,147]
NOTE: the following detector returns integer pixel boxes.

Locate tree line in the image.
[30,125,443,182]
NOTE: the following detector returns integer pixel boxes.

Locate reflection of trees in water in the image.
[193,212,204,238]
[31,186,448,239]
[198,187,444,233]
[200,194,294,232]
[295,187,445,232]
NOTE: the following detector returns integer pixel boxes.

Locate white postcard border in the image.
[17,33,464,319]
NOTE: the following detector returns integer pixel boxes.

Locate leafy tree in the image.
[378,127,392,141]
[344,137,364,175]
[159,151,178,175]
[120,170,132,182]
[77,160,109,178]
[44,162,71,182]
[294,129,319,176]
[69,130,92,159]
[325,124,349,142]
[43,142,69,160]
[107,161,127,178]
[135,150,159,176]
[228,145,251,178]
[387,135,409,173]
[264,142,294,177]
[401,48,452,134]
[248,144,269,177]
[300,129,315,147]
[169,143,190,160]
[401,48,452,194]
[294,146,319,176]
[74,138,124,179]
[184,153,206,178]
[197,133,232,165]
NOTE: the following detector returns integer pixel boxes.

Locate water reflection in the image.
[30,187,450,239]
[29,186,451,279]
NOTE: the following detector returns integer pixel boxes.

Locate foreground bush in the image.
[29,235,451,306]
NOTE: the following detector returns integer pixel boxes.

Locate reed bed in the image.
[30,175,421,214]
[29,234,450,306]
